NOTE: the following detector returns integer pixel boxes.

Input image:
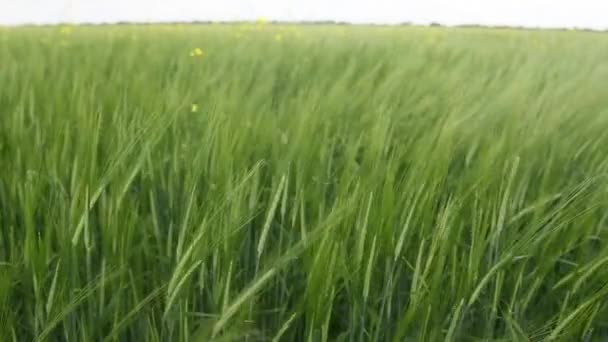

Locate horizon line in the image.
[2,20,607,32]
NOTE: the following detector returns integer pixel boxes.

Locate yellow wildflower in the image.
[189,47,204,57]
[191,104,199,112]
[274,34,283,42]
[60,26,73,34]
[256,17,268,25]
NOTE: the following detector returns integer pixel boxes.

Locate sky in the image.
[0,0,606,29]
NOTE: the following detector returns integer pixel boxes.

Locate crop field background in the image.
[1,24,608,341]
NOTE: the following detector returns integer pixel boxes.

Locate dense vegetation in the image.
[1,24,608,341]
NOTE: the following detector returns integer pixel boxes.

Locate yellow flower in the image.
[274,34,283,42]
[60,26,73,34]
[189,47,204,57]
[256,17,268,25]
[191,104,199,112]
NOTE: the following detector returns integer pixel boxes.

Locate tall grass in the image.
[1,23,608,341]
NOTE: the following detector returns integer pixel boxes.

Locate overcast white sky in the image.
[1,0,606,29]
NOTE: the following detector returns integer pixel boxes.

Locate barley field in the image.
[1,24,608,341]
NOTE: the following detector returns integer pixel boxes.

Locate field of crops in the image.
[1,23,608,341]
